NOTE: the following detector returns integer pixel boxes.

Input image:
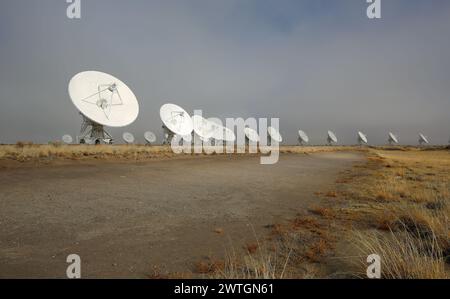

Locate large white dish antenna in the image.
[62,135,73,144]
[122,132,135,144]
[298,130,309,144]
[244,127,260,143]
[419,133,429,145]
[208,119,227,142]
[160,104,193,136]
[267,127,282,143]
[327,130,338,144]
[192,115,216,140]
[222,127,236,142]
[144,131,156,144]
[69,71,139,127]
[388,132,399,144]
[358,131,368,144]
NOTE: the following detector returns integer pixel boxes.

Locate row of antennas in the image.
[60,128,432,147]
[66,71,436,147]
[61,132,156,145]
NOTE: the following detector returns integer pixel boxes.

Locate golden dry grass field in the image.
[0,143,360,163]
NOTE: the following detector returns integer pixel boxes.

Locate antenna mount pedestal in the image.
[78,113,113,144]
[162,125,175,145]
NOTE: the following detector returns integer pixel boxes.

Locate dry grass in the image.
[309,206,336,219]
[0,144,176,162]
[0,144,365,163]
[339,149,450,278]
[352,229,448,279]
[210,241,294,279]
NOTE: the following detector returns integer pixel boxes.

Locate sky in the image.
[0,0,449,145]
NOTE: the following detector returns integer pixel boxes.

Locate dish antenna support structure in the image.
[78,115,113,144]
[68,71,139,145]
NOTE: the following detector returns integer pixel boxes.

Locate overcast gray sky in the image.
[0,0,449,145]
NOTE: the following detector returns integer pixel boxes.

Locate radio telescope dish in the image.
[122,132,135,144]
[267,127,282,143]
[210,124,236,143]
[419,133,429,145]
[144,131,156,144]
[68,71,139,144]
[358,131,368,145]
[327,130,338,145]
[195,118,231,145]
[62,135,73,144]
[298,130,309,145]
[244,127,260,143]
[192,115,216,140]
[160,104,193,144]
[388,132,399,145]
[222,127,236,142]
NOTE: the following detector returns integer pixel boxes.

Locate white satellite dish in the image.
[144,131,156,144]
[244,127,260,143]
[327,130,338,145]
[192,115,216,141]
[388,132,399,145]
[160,104,193,144]
[208,123,236,144]
[298,130,309,145]
[419,133,429,145]
[68,71,139,145]
[358,131,368,145]
[122,132,135,144]
[62,135,73,144]
[222,127,236,142]
[208,119,227,144]
[267,127,282,143]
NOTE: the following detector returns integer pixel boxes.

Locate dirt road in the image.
[0,152,362,278]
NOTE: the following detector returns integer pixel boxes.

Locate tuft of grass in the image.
[352,228,448,279]
[325,191,338,198]
[305,239,333,263]
[194,258,225,274]
[212,242,293,279]
[309,206,336,219]
[246,243,259,254]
